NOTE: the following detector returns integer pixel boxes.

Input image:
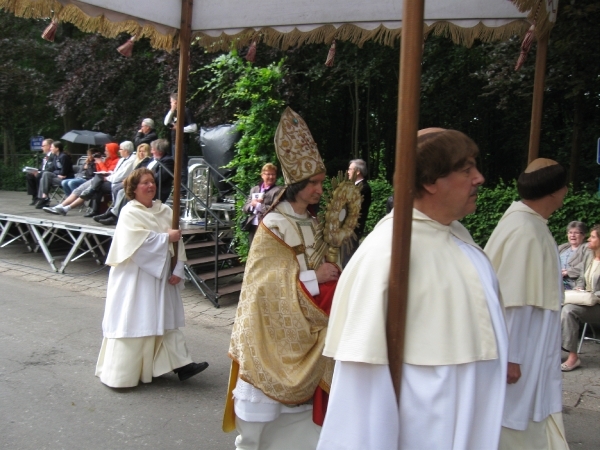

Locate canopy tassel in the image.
[515,24,535,71]
[117,35,136,57]
[41,20,58,42]
[325,40,336,67]
[245,41,257,62]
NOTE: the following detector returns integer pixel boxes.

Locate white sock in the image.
[63,205,71,212]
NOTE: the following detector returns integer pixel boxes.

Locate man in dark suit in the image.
[26,138,55,205]
[149,139,175,203]
[341,159,372,267]
[133,118,158,148]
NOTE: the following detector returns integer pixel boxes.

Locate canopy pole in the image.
[171,0,194,230]
[527,32,549,164]
[387,0,424,401]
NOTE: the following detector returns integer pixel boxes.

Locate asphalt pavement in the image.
[0,247,238,450]
[1,243,600,449]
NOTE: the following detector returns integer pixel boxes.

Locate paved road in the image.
[0,274,237,450]
[2,244,600,449]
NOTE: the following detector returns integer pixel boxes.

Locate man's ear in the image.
[421,182,437,195]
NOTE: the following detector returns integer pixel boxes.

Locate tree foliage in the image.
[191,52,287,258]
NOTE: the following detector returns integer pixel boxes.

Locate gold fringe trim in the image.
[1,0,535,52]
[194,20,532,53]
[510,0,556,39]
[0,0,177,50]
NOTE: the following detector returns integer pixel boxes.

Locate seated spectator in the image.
[82,141,137,214]
[93,144,153,226]
[133,143,153,169]
[133,118,158,148]
[44,142,134,217]
[561,224,600,371]
[26,138,54,205]
[62,149,97,196]
[558,221,590,289]
[35,141,74,209]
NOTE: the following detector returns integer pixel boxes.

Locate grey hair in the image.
[142,118,154,128]
[151,139,170,155]
[567,221,587,235]
[350,159,368,178]
[120,141,134,154]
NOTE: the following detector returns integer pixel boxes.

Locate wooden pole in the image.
[171,0,194,230]
[527,33,549,164]
[387,0,424,401]
[169,0,193,269]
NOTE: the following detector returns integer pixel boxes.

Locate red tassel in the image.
[245,41,257,63]
[515,24,535,71]
[41,20,58,42]
[117,36,135,58]
[325,40,336,67]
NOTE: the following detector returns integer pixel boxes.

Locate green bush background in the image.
[363,179,600,247]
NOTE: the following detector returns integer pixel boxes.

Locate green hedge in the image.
[363,178,394,235]
[361,179,600,247]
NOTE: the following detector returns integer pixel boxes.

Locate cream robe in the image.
[318,210,508,450]
[102,200,186,338]
[484,201,564,434]
[324,209,498,365]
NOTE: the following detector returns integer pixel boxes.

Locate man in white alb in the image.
[485,158,569,450]
[318,128,509,450]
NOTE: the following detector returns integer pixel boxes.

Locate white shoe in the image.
[45,204,67,216]
[54,204,67,215]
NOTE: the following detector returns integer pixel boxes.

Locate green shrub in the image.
[364,178,394,234]
[462,182,600,247]
[460,181,519,247]
[359,179,600,248]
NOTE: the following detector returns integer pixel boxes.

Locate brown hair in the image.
[517,164,567,200]
[124,168,155,200]
[415,129,479,198]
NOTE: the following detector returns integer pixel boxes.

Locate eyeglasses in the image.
[568,231,583,235]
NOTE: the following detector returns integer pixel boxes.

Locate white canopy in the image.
[1,0,542,51]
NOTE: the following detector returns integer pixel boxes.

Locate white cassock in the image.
[95,200,191,388]
[318,210,508,450]
[485,202,568,449]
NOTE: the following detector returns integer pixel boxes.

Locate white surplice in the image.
[317,237,508,450]
[102,231,185,338]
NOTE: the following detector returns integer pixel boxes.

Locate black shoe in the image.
[79,188,95,200]
[83,210,98,218]
[174,362,209,381]
[29,197,39,205]
[35,198,50,209]
[98,216,117,226]
[93,211,112,222]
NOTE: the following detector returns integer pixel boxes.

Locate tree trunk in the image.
[568,94,583,188]
[3,126,15,164]
[348,85,356,157]
[365,81,371,168]
[354,77,360,158]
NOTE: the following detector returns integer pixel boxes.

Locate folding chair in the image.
[577,323,600,353]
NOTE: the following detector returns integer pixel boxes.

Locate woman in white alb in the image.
[95,168,208,387]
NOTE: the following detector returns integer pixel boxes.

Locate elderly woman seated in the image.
[561,224,600,372]
[558,221,590,289]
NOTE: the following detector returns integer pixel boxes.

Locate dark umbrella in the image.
[61,130,114,146]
